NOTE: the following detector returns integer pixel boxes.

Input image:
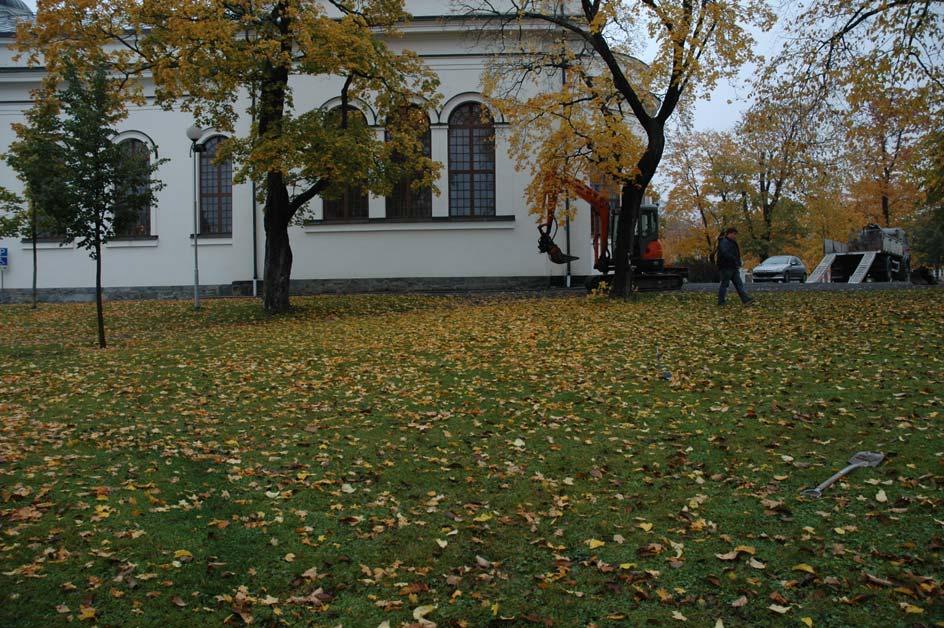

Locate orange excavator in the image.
[537,176,686,291]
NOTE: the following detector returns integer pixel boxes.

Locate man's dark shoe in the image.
[743,299,756,307]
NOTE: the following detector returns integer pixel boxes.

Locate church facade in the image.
[0,1,598,301]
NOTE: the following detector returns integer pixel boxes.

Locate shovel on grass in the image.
[800,451,885,499]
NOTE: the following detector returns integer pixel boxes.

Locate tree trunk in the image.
[31,199,37,310]
[611,184,642,298]
[258,9,293,313]
[881,193,890,226]
[611,124,664,298]
[699,207,715,262]
[759,206,772,260]
[262,174,292,313]
[94,237,106,348]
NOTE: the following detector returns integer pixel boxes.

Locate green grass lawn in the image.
[1,290,942,627]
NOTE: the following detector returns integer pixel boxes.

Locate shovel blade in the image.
[848,451,884,467]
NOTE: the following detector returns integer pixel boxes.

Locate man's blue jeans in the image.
[718,268,751,304]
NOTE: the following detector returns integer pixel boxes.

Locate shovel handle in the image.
[801,462,866,498]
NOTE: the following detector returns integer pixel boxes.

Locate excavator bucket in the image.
[538,232,579,264]
[548,247,579,264]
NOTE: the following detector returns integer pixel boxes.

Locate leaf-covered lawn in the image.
[1,290,942,627]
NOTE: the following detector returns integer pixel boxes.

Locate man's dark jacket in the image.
[717,237,742,270]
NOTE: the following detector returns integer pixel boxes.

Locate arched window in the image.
[115,139,151,237]
[323,106,369,220]
[386,107,432,219]
[199,136,233,235]
[448,103,495,217]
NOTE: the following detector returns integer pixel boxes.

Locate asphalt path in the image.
[682,280,941,293]
[415,279,940,299]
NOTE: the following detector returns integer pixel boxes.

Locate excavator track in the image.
[635,272,685,292]
[585,271,685,292]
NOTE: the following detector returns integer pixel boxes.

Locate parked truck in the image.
[807,224,910,284]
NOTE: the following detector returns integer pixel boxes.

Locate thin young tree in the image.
[0,189,23,238]
[5,92,68,309]
[52,60,163,348]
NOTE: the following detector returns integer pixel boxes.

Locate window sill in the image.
[20,240,74,250]
[303,215,515,233]
[189,234,233,246]
[106,236,159,248]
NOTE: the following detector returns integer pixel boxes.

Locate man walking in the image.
[717,228,754,306]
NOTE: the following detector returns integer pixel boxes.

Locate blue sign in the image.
[0,247,7,269]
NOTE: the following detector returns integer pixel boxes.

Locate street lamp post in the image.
[186,125,204,310]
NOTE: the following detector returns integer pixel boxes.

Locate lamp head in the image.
[186,125,204,142]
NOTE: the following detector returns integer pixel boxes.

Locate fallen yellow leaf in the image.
[715,545,754,561]
[413,604,437,621]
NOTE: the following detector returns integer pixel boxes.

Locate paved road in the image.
[415,280,940,299]
[682,280,940,293]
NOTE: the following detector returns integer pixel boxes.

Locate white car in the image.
[752,255,807,283]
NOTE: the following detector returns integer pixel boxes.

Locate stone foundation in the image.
[0,276,582,303]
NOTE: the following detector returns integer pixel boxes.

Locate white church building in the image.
[0,0,600,301]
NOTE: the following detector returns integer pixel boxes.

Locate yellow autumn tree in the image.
[472,0,774,296]
[781,0,942,113]
[842,85,931,228]
[19,0,440,313]
[730,85,827,261]
[663,128,747,264]
[777,0,941,227]
[663,102,821,267]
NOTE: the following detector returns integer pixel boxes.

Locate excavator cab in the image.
[635,205,664,271]
[604,204,662,267]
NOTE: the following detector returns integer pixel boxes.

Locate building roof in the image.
[0,0,33,35]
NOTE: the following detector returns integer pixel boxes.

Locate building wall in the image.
[0,18,596,295]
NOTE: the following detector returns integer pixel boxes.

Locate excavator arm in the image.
[537,175,613,271]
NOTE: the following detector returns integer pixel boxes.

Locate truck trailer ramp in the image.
[806,254,837,283]
[848,251,878,283]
